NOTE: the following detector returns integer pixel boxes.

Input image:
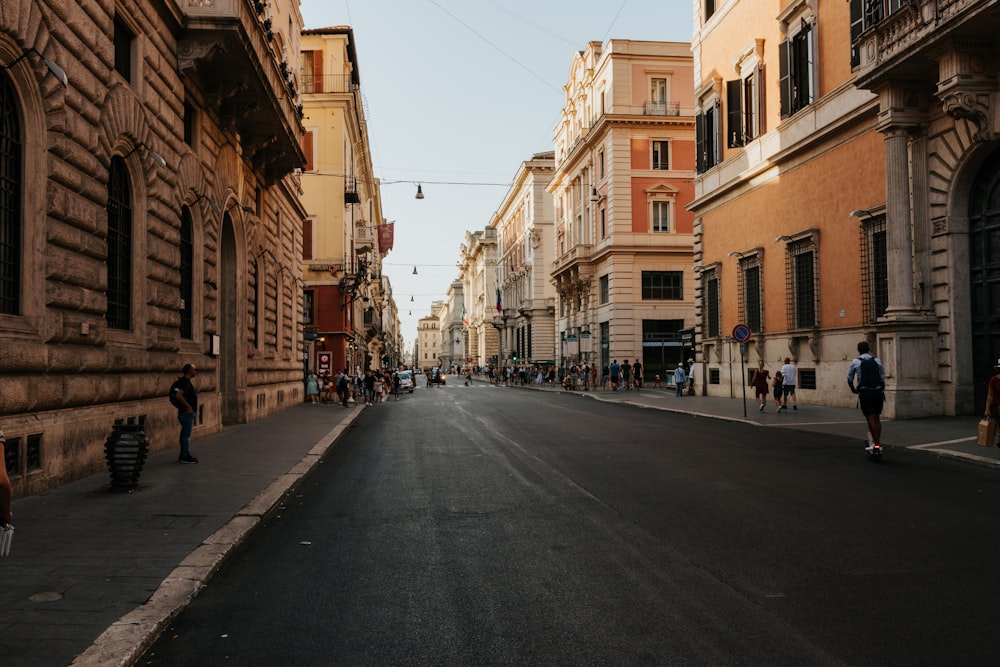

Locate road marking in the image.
[909,436,977,450]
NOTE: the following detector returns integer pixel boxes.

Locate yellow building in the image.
[549,40,697,382]
[299,26,387,376]
[691,0,1000,417]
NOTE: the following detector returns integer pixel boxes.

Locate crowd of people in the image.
[469,359,697,395]
[750,357,799,413]
[305,368,405,407]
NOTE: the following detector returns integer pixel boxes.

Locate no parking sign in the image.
[732,324,752,342]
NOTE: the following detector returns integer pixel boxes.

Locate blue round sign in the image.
[732,324,752,343]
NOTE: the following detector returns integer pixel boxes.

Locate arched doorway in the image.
[220,213,241,424]
[969,146,1000,409]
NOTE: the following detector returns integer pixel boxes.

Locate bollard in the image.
[104,424,150,492]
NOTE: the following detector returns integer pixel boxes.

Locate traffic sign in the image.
[732,324,752,343]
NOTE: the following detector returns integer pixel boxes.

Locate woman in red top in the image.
[751,365,771,412]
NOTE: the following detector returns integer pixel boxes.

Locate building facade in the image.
[549,40,697,382]
[1,0,307,494]
[493,152,557,368]
[417,302,444,372]
[299,26,388,379]
[690,0,999,417]
[458,228,500,368]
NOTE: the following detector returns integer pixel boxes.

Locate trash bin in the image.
[104,424,150,492]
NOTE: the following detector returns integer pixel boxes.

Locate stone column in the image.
[882,125,919,319]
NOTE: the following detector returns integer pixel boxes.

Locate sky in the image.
[298,0,695,352]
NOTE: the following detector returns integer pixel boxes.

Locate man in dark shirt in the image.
[169,363,199,463]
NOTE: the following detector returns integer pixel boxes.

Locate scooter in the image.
[864,431,883,462]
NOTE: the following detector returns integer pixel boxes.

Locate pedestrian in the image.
[847,341,886,452]
[306,372,319,404]
[985,359,1000,425]
[673,364,686,397]
[610,359,620,391]
[169,363,199,463]
[751,365,770,411]
[621,360,631,390]
[632,359,643,390]
[780,357,798,410]
[653,374,661,388]
[364,370,376,405]
[602,365,609,390]
[392,371,402,400]
[338,370,351,407]
[686,358,696,396]
[772,370,784,411]
[0,428,12,527]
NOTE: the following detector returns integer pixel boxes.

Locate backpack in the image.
[858,356,882,389]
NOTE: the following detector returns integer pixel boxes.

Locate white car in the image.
[397,370,414,393]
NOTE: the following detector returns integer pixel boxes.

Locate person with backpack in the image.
[847,340,886,453]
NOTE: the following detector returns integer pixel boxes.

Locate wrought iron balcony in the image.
[643,101,681,116]
[179,0,305,183]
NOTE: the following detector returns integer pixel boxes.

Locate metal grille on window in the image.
[0,72,21,315]
[179,207,193,338]
[784,239,818,330]
[860,215,888,324]
[738,256,763,334]
[704,269,721,338]
[106,156,132,330]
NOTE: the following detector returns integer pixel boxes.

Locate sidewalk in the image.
[2,385,997,667]
[0,402,361,667]
[481,377,1000,469]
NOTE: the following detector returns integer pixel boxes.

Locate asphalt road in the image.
[139,382,1000,666]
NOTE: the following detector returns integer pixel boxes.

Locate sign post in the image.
[732,324,752,418]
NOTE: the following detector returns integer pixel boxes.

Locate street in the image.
[140,383,1000,666]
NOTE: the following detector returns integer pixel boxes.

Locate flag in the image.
[496,287,502,313]
[377,222,394,254]
[462,303,469,326]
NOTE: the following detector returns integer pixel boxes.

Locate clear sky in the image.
[298,0,695,352]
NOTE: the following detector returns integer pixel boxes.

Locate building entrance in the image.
[969,147,1000,411]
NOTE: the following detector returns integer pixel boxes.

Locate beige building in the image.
[416,302,444,372]
[299,26,388,377]
[458,228,500,368]
[1,0,307,494]
[493,152,557,367]
[549,40,697,381]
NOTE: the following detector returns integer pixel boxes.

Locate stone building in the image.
[549,40,697,382]
[416,302,444,372]
[1,0,307,494]
[492,152,557,368]
[457,228,500,368]
[690,0,1000,417]
[299,25,387,377]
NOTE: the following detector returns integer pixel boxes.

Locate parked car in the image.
[397,370,414,393]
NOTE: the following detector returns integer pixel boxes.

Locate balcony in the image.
[299,74,359,95]
[643,101,681,116]
[552,244,593,276]
[179,0,305,184]
[853,0,1000,87]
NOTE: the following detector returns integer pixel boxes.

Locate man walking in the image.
[169,363,199,463]
[780,357,798,410]
[847,341,885,453]
[673,364,687,397]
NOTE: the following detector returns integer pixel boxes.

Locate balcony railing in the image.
[643,101,681,116]
[299,74,360,95]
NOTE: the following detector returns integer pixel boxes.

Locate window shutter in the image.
[302,130,314,171]
[727,80,743,148]
[312,49,324,93]
[779,40,791,118]
[695,111,706,173]
[302,218,313,260]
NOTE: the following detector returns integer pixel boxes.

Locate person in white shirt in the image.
[780,357,797,410]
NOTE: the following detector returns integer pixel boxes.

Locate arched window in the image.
[179,205,193,338]
[0,71,22,315]
[106,155,132,329]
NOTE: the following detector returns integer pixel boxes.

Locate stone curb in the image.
[69,413,360,667]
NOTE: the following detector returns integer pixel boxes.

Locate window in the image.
[302,290,316,325]
[850,1,905,69]
[704,268,721,338]
[642,271,683,300]
[183,101,195,147]
[737,255,762,333]
[599,275,609,304]
[106,156,132,330]
[648,78,669,115]
[652,140,669,169]
[727,68,761,147]
[113,14,135,82]
[652,201,670,232]
[696,101,721,173]
[783,238,818,329]
[179,206,193,339]
[599,207,606,239]
[598,150,605,179]
[861,214,888,323]
[705,0,716,21]
[302,218,313,259]
[301,50,324,93]
[0,72,22,315]
[779,22,815,118]
[250,259,260,348]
